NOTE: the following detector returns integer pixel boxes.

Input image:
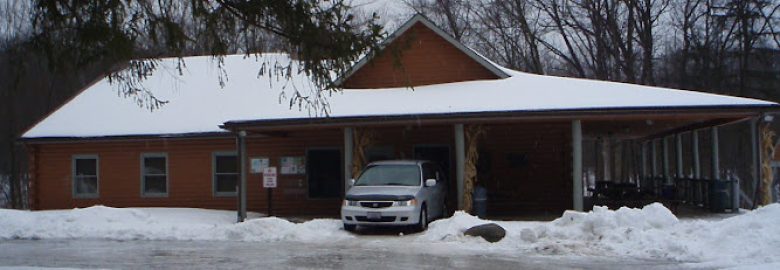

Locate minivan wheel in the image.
[415,206,428,232]
[344,223,356,232]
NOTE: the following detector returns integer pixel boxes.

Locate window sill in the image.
[73,194,99,199]
[141,193,169,198]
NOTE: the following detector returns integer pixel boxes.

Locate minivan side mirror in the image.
[425,179,437,187]
[350,179,356,186]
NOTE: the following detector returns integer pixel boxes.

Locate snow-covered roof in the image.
[21,53,776,139]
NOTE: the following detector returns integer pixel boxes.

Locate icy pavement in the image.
[0,239,689,270]
[1,203,779,269]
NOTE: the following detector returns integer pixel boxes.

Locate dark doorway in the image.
[414,145,451,178]
[307,149,342,199]
[414,145,454,213]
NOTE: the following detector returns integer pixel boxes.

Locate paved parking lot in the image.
[0,239,696,270]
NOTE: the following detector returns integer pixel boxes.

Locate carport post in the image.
[572,120,584,211]
[237,130,247,222]
[454,124,465,210]
[676,134,684,178]
[641,142,648,179]
[663,136,671,185]
[693,130,701,203]
[693,130,701,178]
[750,118,759,209]
[651,139,658,177]
[344,127,354,195]
[711,127,720,181]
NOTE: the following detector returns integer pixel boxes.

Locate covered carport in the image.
[222,103,776,219]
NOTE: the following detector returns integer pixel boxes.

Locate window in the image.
[142,153,168,196]
[213,152,238,196]
[307,149,342,198]
[73,155,99,198]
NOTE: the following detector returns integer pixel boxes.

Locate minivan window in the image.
[355,165,421,186]
[422,163,436,180]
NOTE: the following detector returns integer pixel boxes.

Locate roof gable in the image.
[338,14,509,89]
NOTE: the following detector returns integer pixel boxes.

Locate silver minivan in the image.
[341,160,448,232]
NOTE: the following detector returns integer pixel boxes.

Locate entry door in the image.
[307,149,342,199]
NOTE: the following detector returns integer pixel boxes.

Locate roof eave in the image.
[19,131,233,144]
[222,104,779,132]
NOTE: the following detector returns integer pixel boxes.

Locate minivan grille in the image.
[355,216,396,222]
[360,201,392,208]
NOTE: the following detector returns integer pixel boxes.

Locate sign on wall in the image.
[262,167,278,188]
[280,156,305,175]
[250,157,270,174]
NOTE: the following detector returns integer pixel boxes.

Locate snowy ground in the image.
[1,203,779,269]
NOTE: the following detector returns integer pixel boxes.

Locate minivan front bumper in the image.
[341,204,421,226]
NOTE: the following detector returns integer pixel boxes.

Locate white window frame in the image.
[72,154,99,198]
[141,153,169,197]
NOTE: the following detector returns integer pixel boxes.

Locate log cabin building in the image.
[20,15,778,218]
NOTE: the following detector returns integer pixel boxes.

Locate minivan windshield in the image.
[355,165,421,186]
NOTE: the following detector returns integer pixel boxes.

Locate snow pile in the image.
[522,203,687,258]
[419,203,780,266]
[2,203,779,267]
[417,211,490,242]
[0,206,352,243]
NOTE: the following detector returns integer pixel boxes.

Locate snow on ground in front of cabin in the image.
[0,206,351,242]
[415,203,780,269]
[1,203,779,269]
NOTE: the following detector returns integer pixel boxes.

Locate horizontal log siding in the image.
[31,124,573,216]
[32,130,346,217]
[480,123,572,215]
[342,23,498,89]
[35,137,238,210]
[244,129,344,216]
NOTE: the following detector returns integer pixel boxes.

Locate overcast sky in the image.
[350,0,413,31]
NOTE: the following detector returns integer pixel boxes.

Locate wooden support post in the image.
[663,136,670,185]
[676,134,685,201]
[676,134,684,178]
[651,139,658,177]
[712,127,720,180]
[641,142,648,179]
[693,130,701,204]
[455,124,465,210]
[693,131,701,178]
[344,127,354,195]
[572,120,584,211]
[237,130,247,222]
[750,118,759,208]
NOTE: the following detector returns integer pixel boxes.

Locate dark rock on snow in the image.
[464,223,506,243]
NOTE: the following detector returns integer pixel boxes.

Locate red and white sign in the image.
[262,167,277,188]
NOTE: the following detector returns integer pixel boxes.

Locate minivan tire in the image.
[415,206,428,232]
[344,224,356,232]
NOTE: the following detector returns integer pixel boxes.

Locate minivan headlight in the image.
[343,200,359,207]
[394,199,417,207]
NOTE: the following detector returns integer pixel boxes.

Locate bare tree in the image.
[470,0,545,73]
[404,0,473,42]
